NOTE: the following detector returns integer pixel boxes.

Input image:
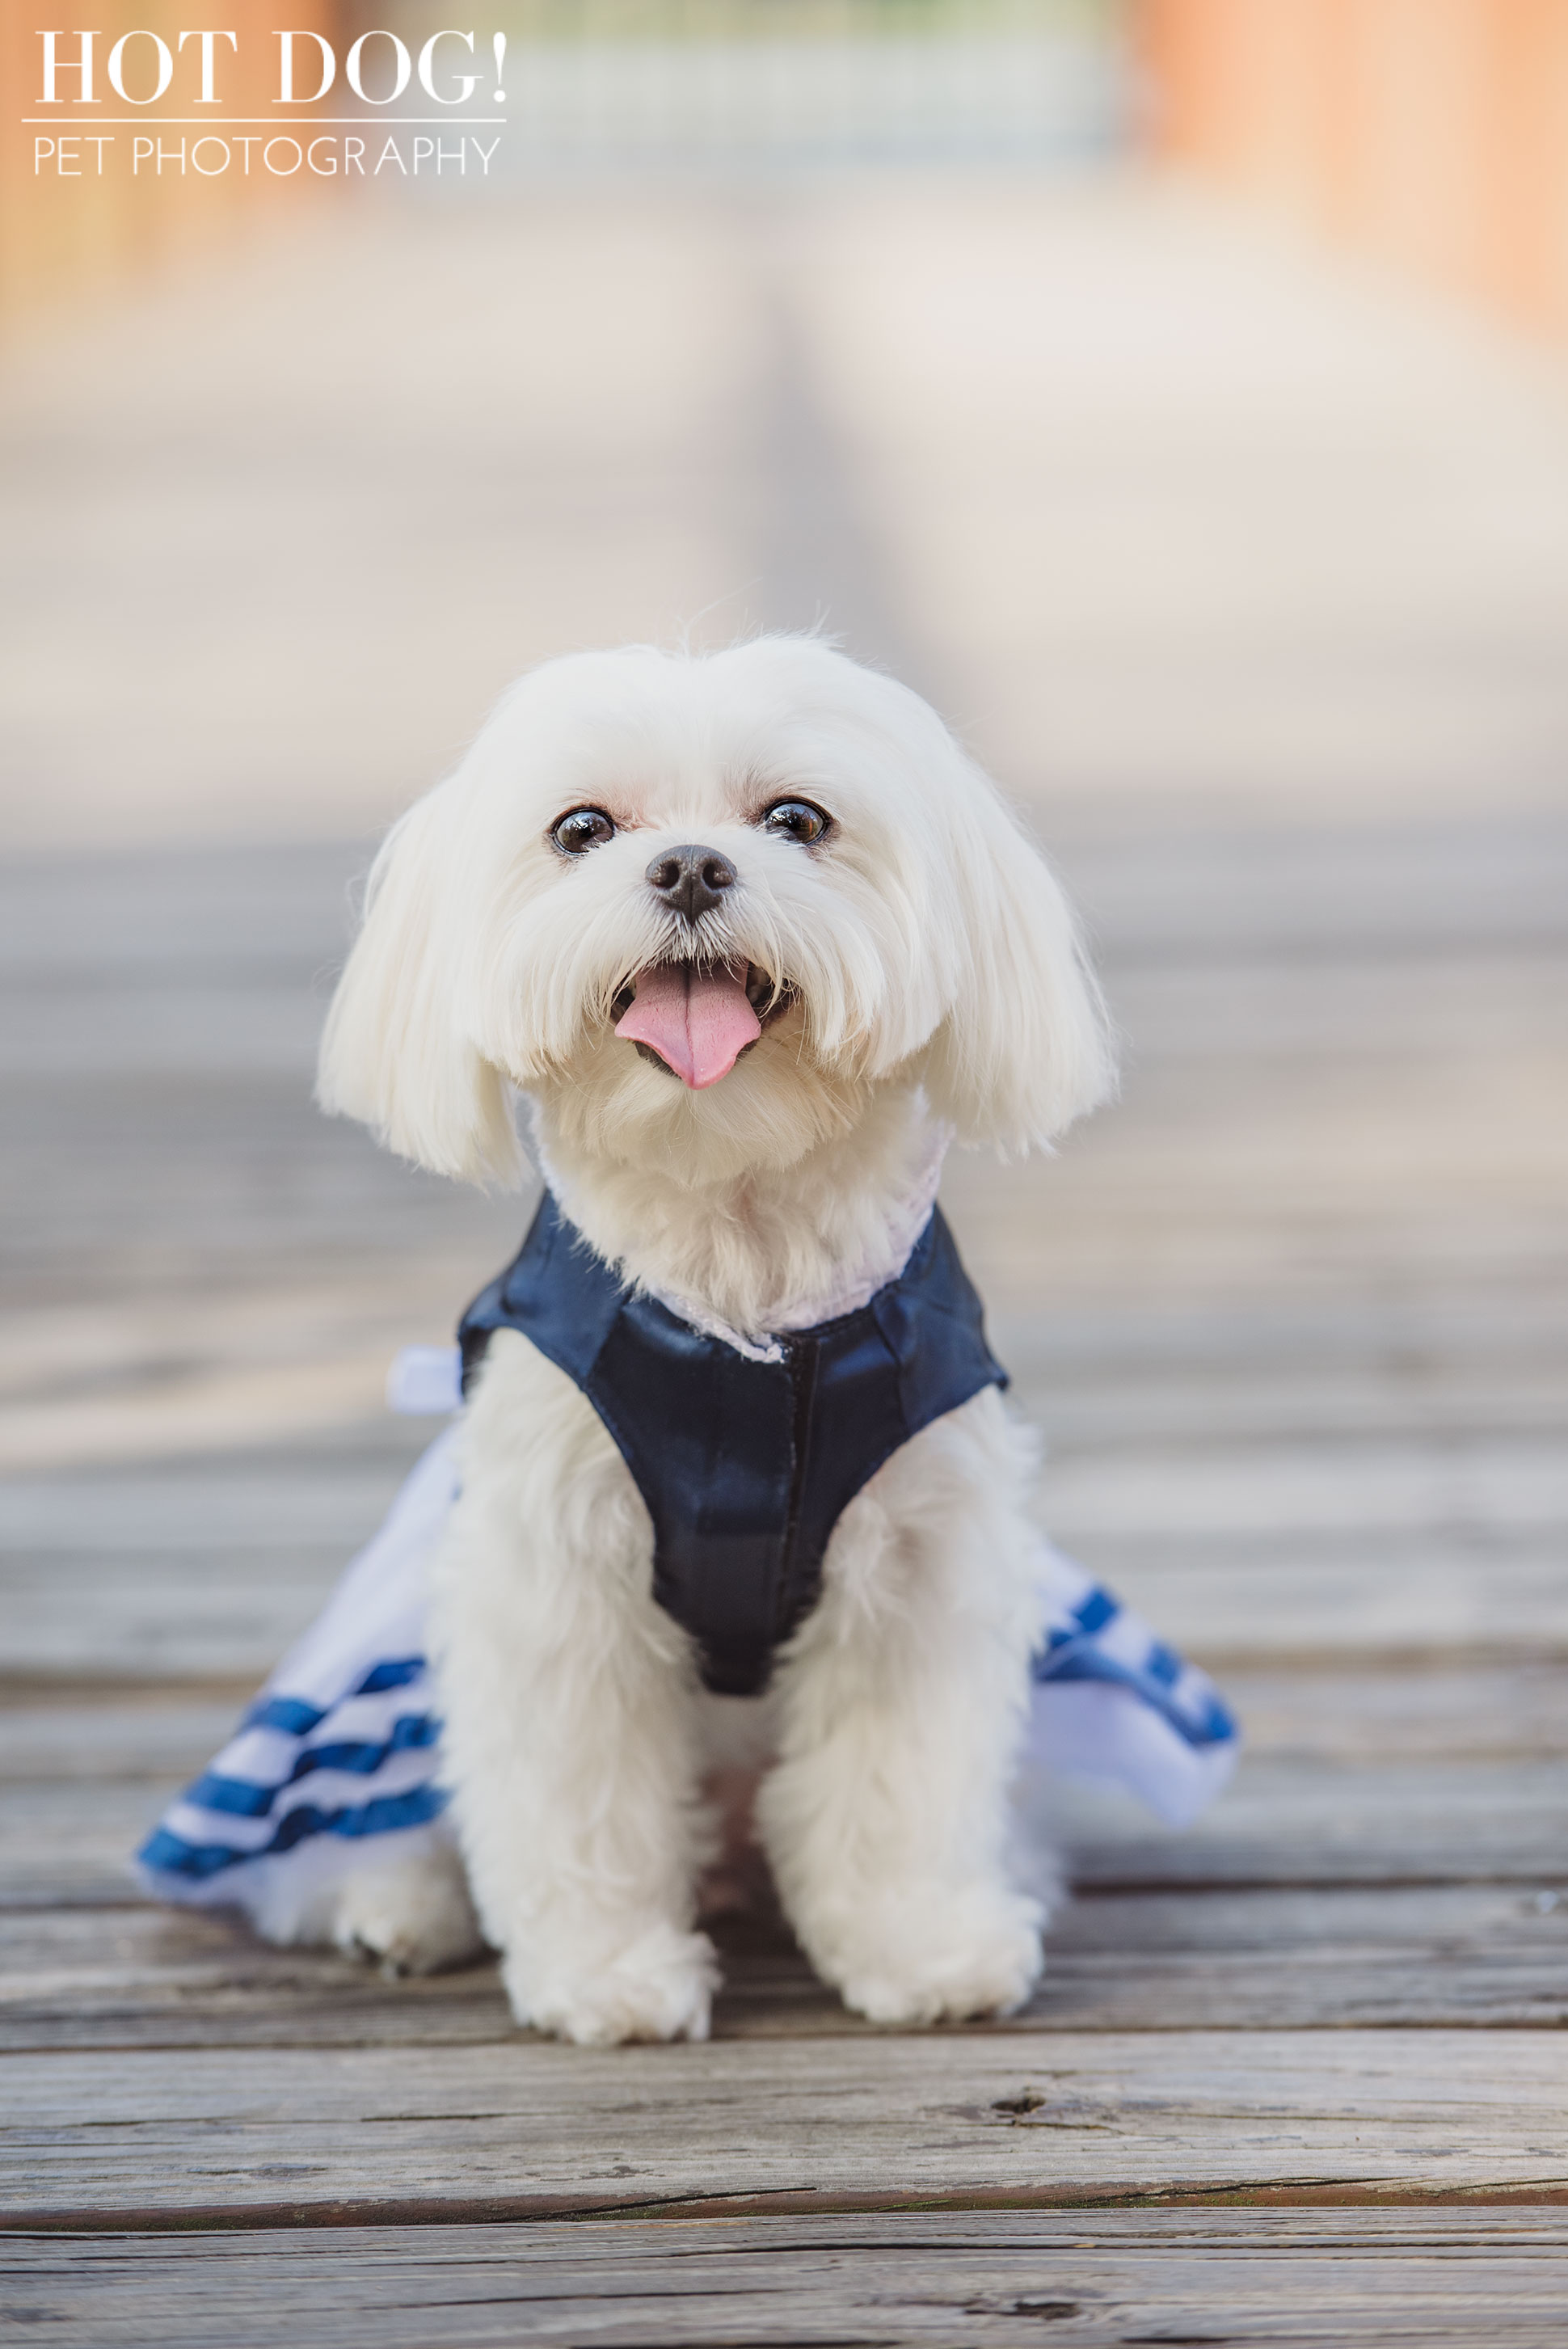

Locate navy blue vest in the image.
[458,1194,1007,1697]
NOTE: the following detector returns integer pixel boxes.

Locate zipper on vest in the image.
[774,1335,820,1644]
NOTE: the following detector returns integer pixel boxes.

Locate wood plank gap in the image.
[1067,1871,1568,1898]
[1178,1643,1568,1676]
[7,1858,1563,1924]
[9,2179,1568,2237]
[5,1648,1568,1698]
[7,2017,1567,2061]
[0,1677,259,1707]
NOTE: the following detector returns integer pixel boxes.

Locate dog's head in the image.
[318,637,1115,1186]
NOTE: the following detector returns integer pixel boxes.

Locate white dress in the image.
[138,1342,1239,1927]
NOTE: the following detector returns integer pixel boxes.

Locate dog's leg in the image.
[432,1334,718,2046]
[251,1828,486,1973]
[757,1391,1052,2025]
[329,1837,487,1976]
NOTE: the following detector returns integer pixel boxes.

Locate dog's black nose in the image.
[645,843,737,924]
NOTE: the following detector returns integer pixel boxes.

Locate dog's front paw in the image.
[505,1920,719,2046]
[822,1886,1044,2026]
[331,1848,487,1978]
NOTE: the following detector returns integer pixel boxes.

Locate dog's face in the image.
[318,638,1115,1187]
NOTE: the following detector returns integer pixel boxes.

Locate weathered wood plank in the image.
[0,1461,424,1553]
[1035,1533,1568,1668]
[1212,1663,1568,1761]
[1052,1755,1568,1888]
[11,1526,1566,1681]
[0,1778,176,1907]
[0,1696,251,1783]
[4,1751,1566,1909]
[6,1503,1567,1681]
[0,1554,363,1682]
[1007,1347,1568,1453]
[1039,1436,1568,1543]
[5,2211,1568,2347]
[5,1664,1566,1792]
[2,1879,1565,2052]
[1052,815,1568,955]
[4,2031,1566,2221]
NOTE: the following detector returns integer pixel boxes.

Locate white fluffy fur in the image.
[312,636,1115,2043]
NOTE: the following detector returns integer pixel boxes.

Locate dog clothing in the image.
[137,1200,1241,1924]
[457,1192,1007,1697]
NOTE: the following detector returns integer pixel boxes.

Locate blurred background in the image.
[2,3,1566,1904]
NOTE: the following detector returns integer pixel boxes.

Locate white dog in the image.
[311,635,1116,2045]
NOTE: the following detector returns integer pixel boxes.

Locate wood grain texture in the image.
[9,1517,1568,1678]
[5,2212,1568,2347]
[4,1748,1566,1911]
[2,1879,1566,2052]
[1052,1755,1568,1888]
[5,2031,1567,2222]
[5,1663,1566,1783]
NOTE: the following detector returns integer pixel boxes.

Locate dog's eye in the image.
[550,807,616,856]
[760,799,831,846]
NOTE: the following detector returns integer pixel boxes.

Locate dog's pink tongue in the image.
[615,962,761,1089]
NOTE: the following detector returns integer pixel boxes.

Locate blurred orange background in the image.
[11,3,1568,337]
[1,3,352,316]
[1138,0,1568,335]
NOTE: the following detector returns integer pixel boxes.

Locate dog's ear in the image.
[316,783,524,1187]
[918,770,1117,1154]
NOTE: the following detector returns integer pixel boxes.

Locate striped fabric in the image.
[137,1426,460,1910]
[1025,1541,1238,1828]
[137,1355,1239,1918]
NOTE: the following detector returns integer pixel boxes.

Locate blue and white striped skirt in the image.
[138,1356,1239,1926]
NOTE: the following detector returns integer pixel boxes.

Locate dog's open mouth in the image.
[612,961,792,1090]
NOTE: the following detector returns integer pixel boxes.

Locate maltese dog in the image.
[313,635,1116,2044]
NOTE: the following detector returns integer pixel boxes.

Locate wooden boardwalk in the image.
[2,176,1566,2340]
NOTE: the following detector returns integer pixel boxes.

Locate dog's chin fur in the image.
[298,635,1117,2042]
[541,995,872,1191]
[535,1065,935,1340]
